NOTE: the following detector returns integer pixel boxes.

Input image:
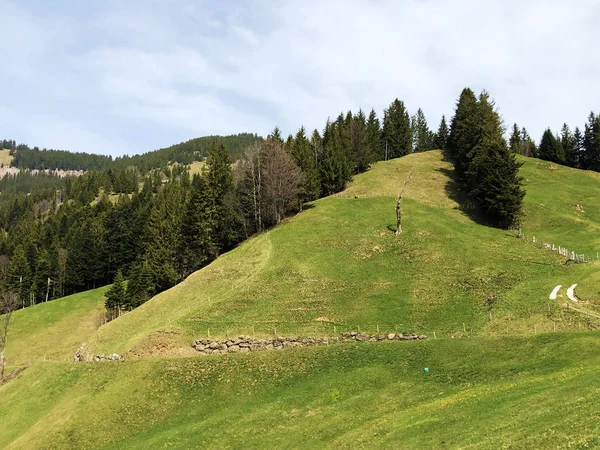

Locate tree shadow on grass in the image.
[435,166,495,228]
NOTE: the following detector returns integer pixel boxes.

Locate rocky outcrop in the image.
[192,332,426,355]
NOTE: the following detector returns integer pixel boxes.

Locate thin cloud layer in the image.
[1,0,598,156]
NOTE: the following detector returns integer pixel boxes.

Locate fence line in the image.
[515,229,595,263]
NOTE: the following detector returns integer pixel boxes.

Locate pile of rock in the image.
[340,331,427,342]
[93,353,122,362]
[192,332,426,355]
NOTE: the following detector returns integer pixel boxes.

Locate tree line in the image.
[4,133,261,173]
[509,113,600,172]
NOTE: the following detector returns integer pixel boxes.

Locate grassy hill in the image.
[1,333,600,449]
[6,287,108,366]
[2,150,600,448]
[87,151,600,357]
[0,149,12,166]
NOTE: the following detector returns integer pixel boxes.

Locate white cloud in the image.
[1,0,599,155]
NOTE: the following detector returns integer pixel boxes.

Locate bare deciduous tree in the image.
[261,139,304,225]
[0,291,18,382]
[395,170,414,237]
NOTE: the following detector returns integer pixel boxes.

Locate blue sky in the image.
[1,0,599,157]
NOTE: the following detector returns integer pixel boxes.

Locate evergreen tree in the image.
[509,123,522,152]
[574,127,584,168]
[465,93,524,228]
[583,112,600,171]
[291,126,321,202]
[519,127,537,157]
[143,180,185,292]
[8,245,29,303]
[206,141,235,253]
[433,115,449,151]
[105,269,126,315]
[447,88,479,179]
[180,174,215,274]
[538,129,563,163]
[125,261,153,309]
[561,123,577,167]
[366,109,383,161]
[319,120,352,195]
[349,109,371,172]
[267,127,284,144]
[412,108,435,153]
[382,99,412,159]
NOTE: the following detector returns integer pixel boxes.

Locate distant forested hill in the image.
[5,133,261,172]
[112,133,262,172]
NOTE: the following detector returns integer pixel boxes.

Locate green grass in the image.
[0,149,12,166]
[3,151,600,448]
[6,287,108,365]
[2,333,600,449]
[86,151,600,357]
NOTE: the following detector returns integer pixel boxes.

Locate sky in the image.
[1,0,599,157]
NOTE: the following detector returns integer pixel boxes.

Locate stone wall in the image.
[193,332,427,355]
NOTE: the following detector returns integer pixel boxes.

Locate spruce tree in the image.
[447,88,479,179]
[382,99,412,159]
[433,115,449,151]
[105,269,126,315]
[366,109,383,161]
[561,123,577,167]
[465,93,524,228]
[538,129,562,163]
[291,126,321,202]
[350,109,371,173]
[412,108,434,153]
[509,123,522,152]
[180,174,215,274]
[583,112,600,171]
[206,141,235,253]
[573,127,584,168]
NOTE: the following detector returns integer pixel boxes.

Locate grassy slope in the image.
[1,334,600,449]
[6,287,108,365]
[0,148,12,166]
[89,151,600,356]
[3,151,600,448]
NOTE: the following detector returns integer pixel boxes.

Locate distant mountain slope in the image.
[7,133,262,172]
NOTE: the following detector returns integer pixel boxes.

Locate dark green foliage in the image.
[291,126,321,202]
[349,109,372,172]
[180,174,215,275]
[11,146,113,171]
[319,120,353,196]
[366,109,383,160]
[538,129,564,164]
[382,99,412,159]
[574,127,584,168]
[447,88,479,179]
[105,270,126,313]
[561,124,577,167]
[125,261,153,309]
[582,112,600,171]
[433,115,449,151]
[412,108,435,153]
[449,89,524,229]
[509,123,521,152]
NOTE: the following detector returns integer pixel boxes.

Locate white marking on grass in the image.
[549,285,562,300]
[567,284,578,302]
